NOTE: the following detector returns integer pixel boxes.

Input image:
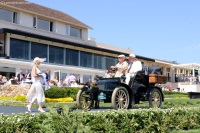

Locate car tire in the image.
[149,88,162,108]
[111,87,130,110]
[76,90,93,111]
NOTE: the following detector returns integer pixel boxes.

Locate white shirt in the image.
[57,81,63,87]
[126,60,142,75]
[69,75,76,82]
[115,61,128,77]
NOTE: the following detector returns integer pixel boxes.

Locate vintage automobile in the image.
[76,66,166,110]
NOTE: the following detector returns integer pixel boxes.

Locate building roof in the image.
[96,42,132,55]
[1,0,91,29]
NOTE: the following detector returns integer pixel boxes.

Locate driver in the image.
[125,54,142,85]
[111,54,128,77]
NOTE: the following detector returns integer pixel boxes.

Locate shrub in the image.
[14,95,26,102]
[1,107,200,132]
[44,87,80,99]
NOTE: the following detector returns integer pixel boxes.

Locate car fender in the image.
[81,86,89,91]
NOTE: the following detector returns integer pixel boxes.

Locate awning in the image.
[172,63,200,70]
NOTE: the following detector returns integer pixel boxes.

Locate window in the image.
[13,12,17,23]
[61,72,67,79]
[33,17,36,28]
[70,27,82,38]
[0,8,13,23]
[50,22,53,32]
[49,46,64,64]
[10,38,29,60]
[83,75,91,84]
[94,54,105,69]
[105,57,116,69]
[66,25,70,35]
[33,17,53,32]
[31,42,48,60]
[180,69,183,73]
[66,49,79,66]
[166,68,170,72]
[141,62,144,66]
[80,52,92,68]
[37,18,50,31]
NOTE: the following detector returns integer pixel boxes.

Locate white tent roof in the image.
[173,63,200,70]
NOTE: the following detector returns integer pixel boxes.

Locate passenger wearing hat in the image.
[111,54,128,77]
[125,54,142,85]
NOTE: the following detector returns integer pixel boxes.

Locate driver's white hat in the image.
[129,54,136,58]
[118,54,125,58]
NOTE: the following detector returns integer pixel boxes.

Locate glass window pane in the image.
[70,27,81,38]
[66,25,70,35]
[37,18,50,31]
[80,51,92,68]
[105,57,116,69]
[10,38,29,60]
[83,75,91,84]
[31,42,48,60]
[49,46,64,64]
[66,49,79,66]
[0,8,13,22]
[94,54,104,69]
[61,73,67,79]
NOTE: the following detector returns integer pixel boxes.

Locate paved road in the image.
[0,106,151,115]
[0,105,115,115]
[0,106,48,115]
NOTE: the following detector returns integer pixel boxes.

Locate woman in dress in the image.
[26,57,46,112]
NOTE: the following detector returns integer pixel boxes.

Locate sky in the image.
[28,0,200,64]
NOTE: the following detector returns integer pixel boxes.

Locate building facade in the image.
[0,0,198,84]
[0,0,132,83]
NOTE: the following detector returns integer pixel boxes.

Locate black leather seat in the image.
[128,66,162,87]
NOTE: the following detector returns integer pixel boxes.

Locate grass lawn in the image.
[1,98,200,109]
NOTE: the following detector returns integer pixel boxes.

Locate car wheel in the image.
[76,90,93,111]
[149,88,162,108]
[111,87,130,110]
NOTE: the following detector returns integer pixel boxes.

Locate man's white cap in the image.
[129,54,136,58]
[118,54,125,58]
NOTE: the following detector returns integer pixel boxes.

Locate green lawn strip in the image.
[1,98,200,109]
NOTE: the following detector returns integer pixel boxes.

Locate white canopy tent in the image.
[172,63,200,77]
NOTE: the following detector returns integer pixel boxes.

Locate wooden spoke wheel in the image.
[111,87,130,110]
[149,88,162,108]
[76,90,93,111]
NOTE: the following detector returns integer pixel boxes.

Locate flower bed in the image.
[1,107,200,132]
[0,96,74,103]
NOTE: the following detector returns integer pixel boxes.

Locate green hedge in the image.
[44,87,189,100]
[162,91,188,96]
[44,87,80,99]
[163,91,188,98]
[1,107,200,132]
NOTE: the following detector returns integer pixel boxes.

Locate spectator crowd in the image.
[0,69,84,89]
